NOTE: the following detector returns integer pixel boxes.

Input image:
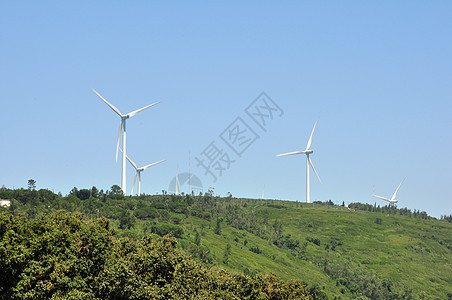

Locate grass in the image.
[170,199,452,299]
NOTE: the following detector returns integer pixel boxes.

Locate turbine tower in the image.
[93,89,159,195]
[373,179,405,205]
[277,121,322,203]
[125,154,165,196]
[175,169,179,195]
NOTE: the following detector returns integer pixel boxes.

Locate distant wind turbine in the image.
[92,89,159,195]
[373,179,405,205]
[175,169,179,195]
[125,154,165,196]
[277,121,322,203]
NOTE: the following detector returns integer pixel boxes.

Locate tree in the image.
[91,186,99,198]
[69,187,79,196]
[223,243,231,265]
[110,185,123,197]
[194,230,201,246]
[214,217,222,235]
[77,189,91,200]
[119,210,136,230]
[28,179,36,190]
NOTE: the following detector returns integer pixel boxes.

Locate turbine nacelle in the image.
[372,195,399,204]
[372,179,405,205]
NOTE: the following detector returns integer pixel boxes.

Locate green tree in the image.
[223,243,231,265]
[195,229,201,245]
[27,179,36,190]
[69,187,79,196]
[77,189,91,200]
[214,217,222,235]
[119,210,136,230]
[91,186,99,198]
[109,185,124,199]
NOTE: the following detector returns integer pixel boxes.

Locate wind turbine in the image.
[175,169,179,195]
[92,89,159,195]
[277,121,322,203]
[373,179,405,205]
[125,154,165,196]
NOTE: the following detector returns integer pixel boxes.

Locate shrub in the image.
[151,223,184,238]
[249,245,262,254]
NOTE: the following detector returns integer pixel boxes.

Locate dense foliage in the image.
[0,211,311,299]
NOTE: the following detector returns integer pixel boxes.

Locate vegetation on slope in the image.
[0,211,311,299]
[1,184,452,299]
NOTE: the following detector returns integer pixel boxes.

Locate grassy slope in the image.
[4,188,450,298]
[172,199,452,299]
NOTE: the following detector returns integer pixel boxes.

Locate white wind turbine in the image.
[125,154,165,196]
[175,168,179,195]
[277,121,322,203]
[93,89,159,195]
[373,179,405,205]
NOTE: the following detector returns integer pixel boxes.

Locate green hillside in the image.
[1,186,451,299]
[176,199,452,299]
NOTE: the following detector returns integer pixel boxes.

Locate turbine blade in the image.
[391,178,405,201]
[125,154,138,170]
[92,89,123,117]
[116,120,123,162]
[373,194,390,202]
[276,151,305,157]
[305,120,318,151]
[131,173,137,196]
[308,157,322,183]
[127,102,159,118]
[142,159,166,170]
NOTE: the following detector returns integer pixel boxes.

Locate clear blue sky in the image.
[1,1,451,217]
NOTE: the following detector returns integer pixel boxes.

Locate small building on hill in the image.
[0,199,11,207]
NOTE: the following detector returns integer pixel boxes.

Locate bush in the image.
[168,201,188,214]
[306,236,321,246]
[191,209,212,220]
[134,207,159,219]
[150,202,167,210]
[249,245,262,254]
[151,223,184,238]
